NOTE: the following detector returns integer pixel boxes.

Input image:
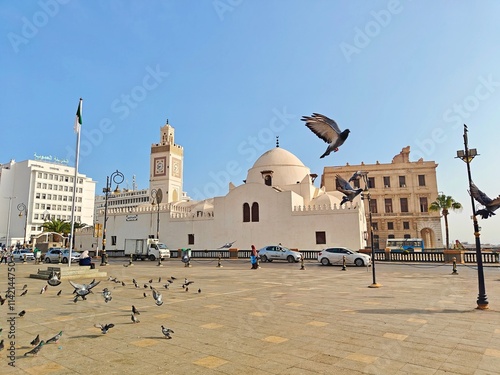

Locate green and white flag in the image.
[74,99,82,133]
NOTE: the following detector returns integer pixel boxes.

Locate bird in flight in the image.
[469,182,500,219]
[301,113,350,158]
[336,175,363,206]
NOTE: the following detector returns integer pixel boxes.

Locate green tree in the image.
[429,194,462,249]
[42,220,87,248]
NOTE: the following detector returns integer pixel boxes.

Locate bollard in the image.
[157,256,163,267]
[299,255,306,270]
[341,255,347,271]
[216,252,223,268]
[452,256,458,275]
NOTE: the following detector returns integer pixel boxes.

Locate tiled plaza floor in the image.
[0,258,499,374]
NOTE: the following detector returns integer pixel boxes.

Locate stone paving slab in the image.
[0,260,499,374]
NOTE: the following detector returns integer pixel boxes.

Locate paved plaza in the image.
[1,258,500,374]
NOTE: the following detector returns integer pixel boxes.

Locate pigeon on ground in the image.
[30,334,40,346]
[102,288,112,303]
[152,288,163,306]
[121,281,126,287]
[133,281,139,288]
[0,339,3,351]
[336,175,363,205]
[20,289,28,297]
[161,325,174,339]
[57,290,62,296]
[166,279,173,284]
[24,340,44,356]
[18,310,26,317]
[46,331,62,344]
[158,277,162,283]
[132,305,140,315]
[143,292,148,298]
[0,295,5,305]
[22,284,28,290]
[40,285,48,294]
[218,241,236,249]
[182,280,194,288]
[469,182,500,219]
[131,314,140,324]
[70,279,100,301]
[47,271,61,287]
[149,279,153,284]
[164,284,169,289]
[144,284,148,289]
[170,276,177,280]
[301,113,350,158]
[198,289,201,293]
[348,170,368,183]
[95,323,114,334]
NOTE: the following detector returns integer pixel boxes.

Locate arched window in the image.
[264,175,272,186]
[251,202,259,222]
[243,203,250,222]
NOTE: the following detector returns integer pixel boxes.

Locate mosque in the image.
[95,121,368,252]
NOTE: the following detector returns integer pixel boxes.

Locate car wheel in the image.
[260,255,268,263]
[132,254,137,261]
[287,255,295,263]
[149,254,156,261]
[45,257,51,263]
[62,257,68,264]
[320,257,330,266]
[354,258,364,267]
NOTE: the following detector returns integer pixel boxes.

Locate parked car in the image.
[12,249,35,261]
[44,248,81,263]
[318,247,371,267]
[258,245,302,263]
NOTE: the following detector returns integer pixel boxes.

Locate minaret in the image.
[149,119,184,203]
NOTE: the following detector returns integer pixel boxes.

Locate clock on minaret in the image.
[154,157,166,176]
[172,158,181,178]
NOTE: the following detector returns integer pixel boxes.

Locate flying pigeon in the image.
[301,113,350,158]
[469,182,500,219]
[47,271,61,287]
[218,241,236,249]
[95,323,115,334]
[46,331,63,344]
[20,289,28,297]
[18,310,26,317]
[70,279,100,301]
[24,340,44,356]
[348,170,368,183]
[152,288,163,306]
[102,288,112,303]
[161,325,174,339]
[30,334,40,346]
[132,305,140,315]
[131,314,140,324]
[336,175,363,205]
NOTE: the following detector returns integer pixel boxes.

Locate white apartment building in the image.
[0,158,96,247]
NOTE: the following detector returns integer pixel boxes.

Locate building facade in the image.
[322,146,443,250]
[0,158,96,247]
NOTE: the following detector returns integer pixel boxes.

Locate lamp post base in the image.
[368,283,382,288]
[476,303,489,310]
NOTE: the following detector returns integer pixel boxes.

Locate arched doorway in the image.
[420,228,436,249]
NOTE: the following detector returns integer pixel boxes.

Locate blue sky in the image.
[2,1,500,244]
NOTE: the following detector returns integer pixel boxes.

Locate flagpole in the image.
[69,98,83,268]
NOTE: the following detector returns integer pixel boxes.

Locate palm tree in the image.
[42,220,87,248]
[429,193,462,249]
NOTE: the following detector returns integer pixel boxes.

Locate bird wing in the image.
[335,175,354,194]
[87,280,101,290]
[302,114,340,144]
[311,113,342,133]
[152,288,159,300]
[69,281,84,290]
[469,183,492,206]
[105,324,115,330]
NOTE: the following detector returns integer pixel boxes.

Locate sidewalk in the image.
[0,260,499,374]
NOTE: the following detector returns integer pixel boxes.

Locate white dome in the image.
[246,148,311,186]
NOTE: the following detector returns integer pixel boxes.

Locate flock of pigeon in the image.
[0,270,198,357]
[303,112,498,217]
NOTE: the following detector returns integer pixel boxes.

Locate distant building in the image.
[321,146,443,249]
[0,158,96,247]
[94,122,368,251]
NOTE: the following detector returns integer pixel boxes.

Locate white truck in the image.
[124,238,171,261]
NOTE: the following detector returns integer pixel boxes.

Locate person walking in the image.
[250,245,258,269]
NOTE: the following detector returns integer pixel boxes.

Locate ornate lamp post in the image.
[17,203,28,247]
[151,188,163,239]
[101,170,124,266]
[456,124,488,309]
[361,174,381,288]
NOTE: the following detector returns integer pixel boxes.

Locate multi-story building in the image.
[321,146,443,250]
[0,158,96,247]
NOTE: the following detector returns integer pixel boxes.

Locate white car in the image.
[258,245,303,263]
[12,249,35,261]
[318,247,371,267]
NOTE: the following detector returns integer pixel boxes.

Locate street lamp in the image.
[3,196,16,248]
[17,203,28,247]
[361,174,381,288]
[101,170,124,266]
[456,124,488,310]
[151,188,163,240]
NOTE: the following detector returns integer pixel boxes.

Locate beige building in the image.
[322,146,443,250]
